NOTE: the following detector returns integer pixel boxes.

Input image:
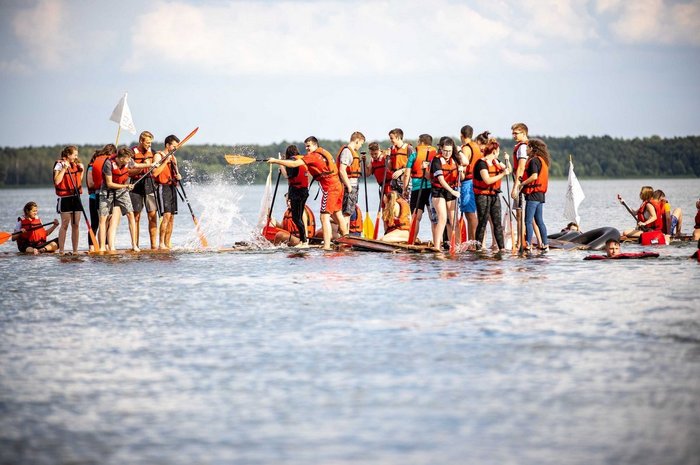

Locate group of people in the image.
[620,186,686,243]
[12,131,183,254]
[266,123,552,252]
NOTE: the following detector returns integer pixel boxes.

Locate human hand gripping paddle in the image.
[360,153,374,238]
[132,127,199,187]
[617,194,649,231]
[0,222,55,246]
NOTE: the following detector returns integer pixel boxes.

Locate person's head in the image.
[304,136,319,152]
[460,125,474,141]
[115,146,134,166]
[164,134,180,151]
[438,137,457,159]
[511,123,528,141]
[475,130,492,149]
[285,144,300,159]
[100,143,117,157]
[368,141,381,159]
[23,201,39,218]
[418,134,433,146]
[639,186,654,201]
[349,131,366,150]
[482,139,500,156]
[652,189,666,201]
[139,131,154,150]
[527,138,550,165]
[382,190,399,225]
[388,128,404,146]
[61,145,78,161]
[605,239,621,257]
[696,199,700,210]
[564,222,579,232]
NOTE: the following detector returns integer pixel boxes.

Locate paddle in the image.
[175,181,209,247]
[0,222,55,246]
[407,174,426,245]
[361,154,374,238]
[616,194,649,231]
[450,166,462,256]
[504,158,516,252]
[262,166,283,240]
[373,155,389,240]
[62,165,99,249]
[224,154,265,165]
[132,127,199,187]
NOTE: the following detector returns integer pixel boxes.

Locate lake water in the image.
[0,178,699,465]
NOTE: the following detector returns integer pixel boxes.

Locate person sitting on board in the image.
[404,133,436,242]
[653,189,683,239]
[605,238,621,258]
[152,135,182,250]
[693,199,700,241]
[473,138,511,252]
[368,141,390,197]
[264,195,316,247]
[53,145,84,255]
[380,190,411,243]
[279,144,311,248]
[97,147,140,252]
[430,137,462,252]
[12,202,59,254]
[337,132,366,232]
[621,186,660,240]
[268,136,347,251]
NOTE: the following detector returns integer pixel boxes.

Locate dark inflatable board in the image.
[583,252,659,260]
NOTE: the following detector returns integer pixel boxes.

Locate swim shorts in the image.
[459,179,476,214]
[321,183,343,214]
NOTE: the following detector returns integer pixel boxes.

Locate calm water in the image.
[0,178,699,465]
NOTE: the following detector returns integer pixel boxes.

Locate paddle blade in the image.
[224,154,258,165]
[407,216,418,245]
[178,127,199,148]
[192,216,209,247]
[363,212,374,239]
[0,231,12,245]
[460,216,467,242]
[373,212,381,240]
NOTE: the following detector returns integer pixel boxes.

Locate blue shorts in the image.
[459,180,476,214]
[671,215,679,235]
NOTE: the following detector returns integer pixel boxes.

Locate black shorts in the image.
[56,195,82,213]
[431,187,456,202]
[18,238,58,253]
[158,184,178,214]
[410,187,432,212]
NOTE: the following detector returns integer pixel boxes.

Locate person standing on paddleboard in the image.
[473,138,511,252]
[279,145,311,247]
[129,131,159,250]
[97,147,140,252]
[385,128,414,201]
[53,145,84,255]
[268,136,347,251]
[518,138,551,252]
[430,137,462,252]
[337,132,366,235]
[152,135,181,250]
[405,134,436,242]
[457,125,481,242]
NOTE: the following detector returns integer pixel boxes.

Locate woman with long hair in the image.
[519,139,550,251]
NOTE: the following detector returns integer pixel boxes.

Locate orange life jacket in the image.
[384,197,411,233]
[336,145,362,179]
[522,155,549,195]
[411,145,436,179]
[287,155,310,189]
[389,144,411,171]
[512,141,527,171]
[154,153,178,186]
[431,156,459,189]
[473,159,504,195]
[461,141,483,180]
[349,205,362,234]
[90,154,110,192]
[282,204,316,239]
[131,146,154,180]
[54,160,83,197]
[18,217,47,247]
[648,199,664,231]
[304,148,339,191]
[107,156,131,186]
[372,157,388,185]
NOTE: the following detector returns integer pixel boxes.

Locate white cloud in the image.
[12,0,73,69]
[608,0,700,46]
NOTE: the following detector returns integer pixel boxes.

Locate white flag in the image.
[564,156,585,226]
[109,92,136,134]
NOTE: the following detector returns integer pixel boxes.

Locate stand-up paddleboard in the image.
[335,236,433,253]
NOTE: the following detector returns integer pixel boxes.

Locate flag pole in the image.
[115,125,121,147]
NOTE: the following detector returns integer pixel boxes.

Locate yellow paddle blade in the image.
[363,212,374,239]
[224,154,259,165]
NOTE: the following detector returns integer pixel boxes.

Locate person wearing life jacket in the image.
[53,145,84,254]
[152,135,182,250]
[86,144,117,251]
[12,201,59,254]
[129,131,160,250]
[97,147,139,252]
[457,125,482,241]
[404,133,436,242]
[368,142,391,196]
[517,138,550,251]
[430,137,462,251]
[268,136,348,250]
[278,144,311,248]
[653,189,683,238]
[385,128,414,199]
[282,200,316,241]
[693,199,700,241]
[621,186,658,240]
[605,238,621,258]
[348,204,363,236]
[337,132,366,228]
[380,191,411,243]
[473,139,511,252]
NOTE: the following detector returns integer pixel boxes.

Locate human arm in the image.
[638,203,657,228]
[268,157,304,168]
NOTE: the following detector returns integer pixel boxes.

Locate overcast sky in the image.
[1,0,698,147]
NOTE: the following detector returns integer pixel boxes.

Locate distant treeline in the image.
[1,135,698,186]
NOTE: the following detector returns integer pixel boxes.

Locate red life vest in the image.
[349,205,362,234]
[384,197,411,233]
[512,141,527,170]
[461,141,483,180]
[431,156,459,189]
[287,155,310,189]
[636,200,651,223]
[648,199,664,231]
[336,145,362,179]
[411,145,436,179]
[282,205,316,239]
[107,156,131,186]
[522,155,549,195]
[154,154,178,185]
[389,144,411,171]
[18,217,47,247]
[54,161,83,197]
[473,159,504,195]
[91,154,110,192]
[304,148,339,191]
[131,146,154,180]
[694,209,700,229]
[371,157,388,185]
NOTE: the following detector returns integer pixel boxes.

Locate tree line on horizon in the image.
[0,135,698,187]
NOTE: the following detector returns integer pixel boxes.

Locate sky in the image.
[0,0,699,147]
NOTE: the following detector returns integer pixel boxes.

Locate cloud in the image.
[12,0,73,69]
[607,0,700,46]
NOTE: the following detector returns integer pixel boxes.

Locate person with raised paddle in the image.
[279,144,311,248]
[473,138,511,252]
[268,136,347,251]
[11,202,59,254]
[457,125,481,242]
[386,128,414,201]
[516,139,551,252]
[53,145,85,254]
[152,135,182,250]
[430,137,461,252]
[129,131,160,249]
[86,144,117,251]
[405,134,436,244]
[620,186,660,241]
[97,147,140,252]
[337,131,366,229]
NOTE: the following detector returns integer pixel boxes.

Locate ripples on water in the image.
[0,180,699,465]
